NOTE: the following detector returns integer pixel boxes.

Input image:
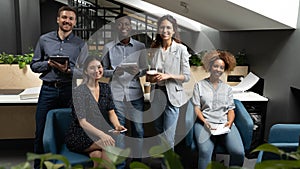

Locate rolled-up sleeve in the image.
[101,45,114,78]
[192,82,201,108]
[181,46,191,83]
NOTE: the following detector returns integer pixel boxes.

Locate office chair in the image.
[256,123,300,162]
[43,108,92,166]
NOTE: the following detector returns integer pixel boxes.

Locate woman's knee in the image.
[197,145,213,156]
[89,150,102,159]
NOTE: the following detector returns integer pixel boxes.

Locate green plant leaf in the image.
[149,136,172,159]
[255,160,300,169]
[148,145,165,158]
[90,157,116,169]
[46,154,70,167]
[11,162,32,169]
[104,146,130,165]
[26,152,70,168]
[251,143,285,156]
[163,149,184,169]
[129,161,151,169]
[6,54,15,64]
[26,152,52,161]
[206,161,228,169]
[289,151,300,160]
[44,161,65,169]
[18,61,26,69]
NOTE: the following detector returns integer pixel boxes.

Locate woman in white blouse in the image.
[148,14,190,150]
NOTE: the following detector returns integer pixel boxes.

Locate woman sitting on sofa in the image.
[65,55,126,168]
[191,50,244,169]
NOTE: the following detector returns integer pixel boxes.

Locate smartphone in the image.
[108,129,127,133]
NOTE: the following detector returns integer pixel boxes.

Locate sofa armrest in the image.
[234,99,254,151]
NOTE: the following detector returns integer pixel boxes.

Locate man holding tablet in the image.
[30,6,87,169]
[101,14,147,167]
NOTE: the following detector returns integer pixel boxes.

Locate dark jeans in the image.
[34,83,72,169]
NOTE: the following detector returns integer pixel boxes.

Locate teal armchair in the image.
[43,108,92,166]
[256,123,300,162]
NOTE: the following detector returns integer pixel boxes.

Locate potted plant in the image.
[0,51,33,69]
[0,50,42,90]
[189,50,205,67]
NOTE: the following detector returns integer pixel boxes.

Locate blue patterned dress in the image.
[65,82,115,153]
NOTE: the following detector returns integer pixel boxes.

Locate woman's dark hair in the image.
[82,56,102,83]
[57,6,77,17]
[151,15,181,48]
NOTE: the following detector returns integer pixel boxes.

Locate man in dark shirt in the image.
[30,5,87,168]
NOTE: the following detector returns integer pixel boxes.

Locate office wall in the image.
[196,14,300,139]
[220,29,300,137]
[40,0,64,34]
[220,30,300,136]
[0,0,40,54]
[19,0,40,53]
[0,0,17,53]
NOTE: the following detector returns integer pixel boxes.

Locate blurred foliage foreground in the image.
[1,141,300,169]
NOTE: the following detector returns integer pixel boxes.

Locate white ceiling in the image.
[132,0,300,31]
[56,0,299,31]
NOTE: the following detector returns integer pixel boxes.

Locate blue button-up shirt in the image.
[30,31,87,82]
[192,78,235,124]
[101,38,148,101]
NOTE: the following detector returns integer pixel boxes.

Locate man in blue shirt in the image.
[30,6,87,168]
[101,14,148,167]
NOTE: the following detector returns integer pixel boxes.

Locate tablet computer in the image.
[49,55,69,64]
[120,62,138,69]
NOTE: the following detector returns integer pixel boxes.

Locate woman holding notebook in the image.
[191,50,244,169]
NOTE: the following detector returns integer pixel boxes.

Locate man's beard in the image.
[60,22,73,32]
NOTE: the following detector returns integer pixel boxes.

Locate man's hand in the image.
[48,59,68,73]
[125,66,139,75]
[114,66,124,76]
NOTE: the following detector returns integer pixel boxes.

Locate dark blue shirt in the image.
[30,31,87,82]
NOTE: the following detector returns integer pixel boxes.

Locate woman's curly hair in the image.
[202,50,236,73]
